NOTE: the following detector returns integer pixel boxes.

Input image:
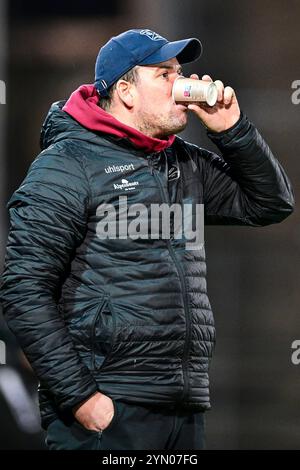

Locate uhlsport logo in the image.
[139,30,165,42]
[114,179,139,191]
[105,163,135,174]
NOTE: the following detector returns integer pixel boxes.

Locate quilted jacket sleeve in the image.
[200,112,295,225]
[0,146,98,411]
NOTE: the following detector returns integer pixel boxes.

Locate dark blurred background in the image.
[0,0,300,449]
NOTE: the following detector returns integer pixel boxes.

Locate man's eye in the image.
[162,72,169,78]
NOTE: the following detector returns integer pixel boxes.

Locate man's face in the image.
[132,58,189,139]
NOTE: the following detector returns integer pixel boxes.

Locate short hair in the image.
[98,66,140,111]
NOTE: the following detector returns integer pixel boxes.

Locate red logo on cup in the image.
[184,85,192,97]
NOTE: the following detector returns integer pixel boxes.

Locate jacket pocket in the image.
[91,295,116,370]
[100,398,120,434]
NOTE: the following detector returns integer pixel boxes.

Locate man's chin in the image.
[155,115,188,138]
[172,118,188,134]
[157,123,187,138]
[172,122,187,134]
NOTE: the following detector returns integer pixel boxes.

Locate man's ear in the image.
[115,80,135,108]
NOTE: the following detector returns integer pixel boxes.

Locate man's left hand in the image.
[187,74,241,133]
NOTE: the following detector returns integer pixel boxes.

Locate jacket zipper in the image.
[91,295,109,369]
[148,156,191,403]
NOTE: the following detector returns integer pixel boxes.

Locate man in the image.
[0,29,294,450]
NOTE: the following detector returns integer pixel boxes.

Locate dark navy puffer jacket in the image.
[0,102,294,428]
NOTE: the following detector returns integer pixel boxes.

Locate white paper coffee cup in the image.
[172,76,218,106]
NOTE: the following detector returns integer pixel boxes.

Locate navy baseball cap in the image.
[95,29,202,96]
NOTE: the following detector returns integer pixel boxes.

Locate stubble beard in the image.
[135,109,187,139]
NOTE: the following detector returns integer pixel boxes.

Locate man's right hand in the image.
[73,391,115,432]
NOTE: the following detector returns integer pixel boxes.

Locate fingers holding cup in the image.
[224,86,235,105]
[201,74,213,82]
[214,80,225,102]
